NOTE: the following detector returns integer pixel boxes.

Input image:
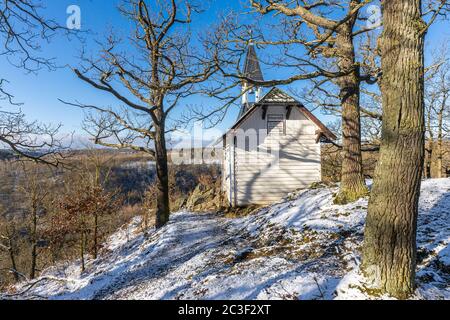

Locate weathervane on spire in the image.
[247,28,254,46]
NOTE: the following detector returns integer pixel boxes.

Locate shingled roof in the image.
[243,44,264,82]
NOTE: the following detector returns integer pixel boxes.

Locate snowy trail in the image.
[101,213,241,300]
[50,213,244,300]
[3,179,449,300]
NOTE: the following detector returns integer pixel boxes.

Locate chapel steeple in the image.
[241,43,264,111]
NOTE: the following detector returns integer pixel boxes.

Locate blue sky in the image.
[1,0,246,140]
[1,0,449,145]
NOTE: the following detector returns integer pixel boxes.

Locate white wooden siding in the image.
[224,105,322,206]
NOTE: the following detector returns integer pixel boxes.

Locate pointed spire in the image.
[243,44,264,82]
[239,44,265,118]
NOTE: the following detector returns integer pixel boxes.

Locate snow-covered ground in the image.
[2,179,449,300]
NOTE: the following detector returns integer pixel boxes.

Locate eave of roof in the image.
[223,87,337,141]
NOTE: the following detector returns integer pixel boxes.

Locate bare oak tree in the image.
[214,0,376,203]
[61,0,218,228]
[54,177,119,273]
[0,110,66,165]
[425,47,450,178]
[0,0,72,164]
[0,217,20,282]
[20,168,50,279]
[78,148,116,259]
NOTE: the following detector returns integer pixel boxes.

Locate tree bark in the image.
[334,6,368,204]
[423,143,431,179]
[362,0,425,299]
[29,204,38,280]
[430,141,441,178]
[6,237,19,282]
[93,165,100,259]
[430,101,445,178]
[9,248,19,282]
[80,232,86,273]
[93,213,98,259]
[435,137,443,179]
[154,110,170,229]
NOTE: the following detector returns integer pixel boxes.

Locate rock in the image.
[185,184,225,211]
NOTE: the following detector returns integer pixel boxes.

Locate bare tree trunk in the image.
[424,142,431,179]
[93,213,98,259]
[335,17,367,204]
[431,102,445,178]
[362,0,425,299]
[5,236,19,282]
[425,105,433,179]
[93,165,100,259]
[29,245,37,280]
[430,141,441,178]
[29,205,38,280]
[8,247,19,282]
[80,232,86,273]
[154,111,170,229]
[435,140,443,179]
